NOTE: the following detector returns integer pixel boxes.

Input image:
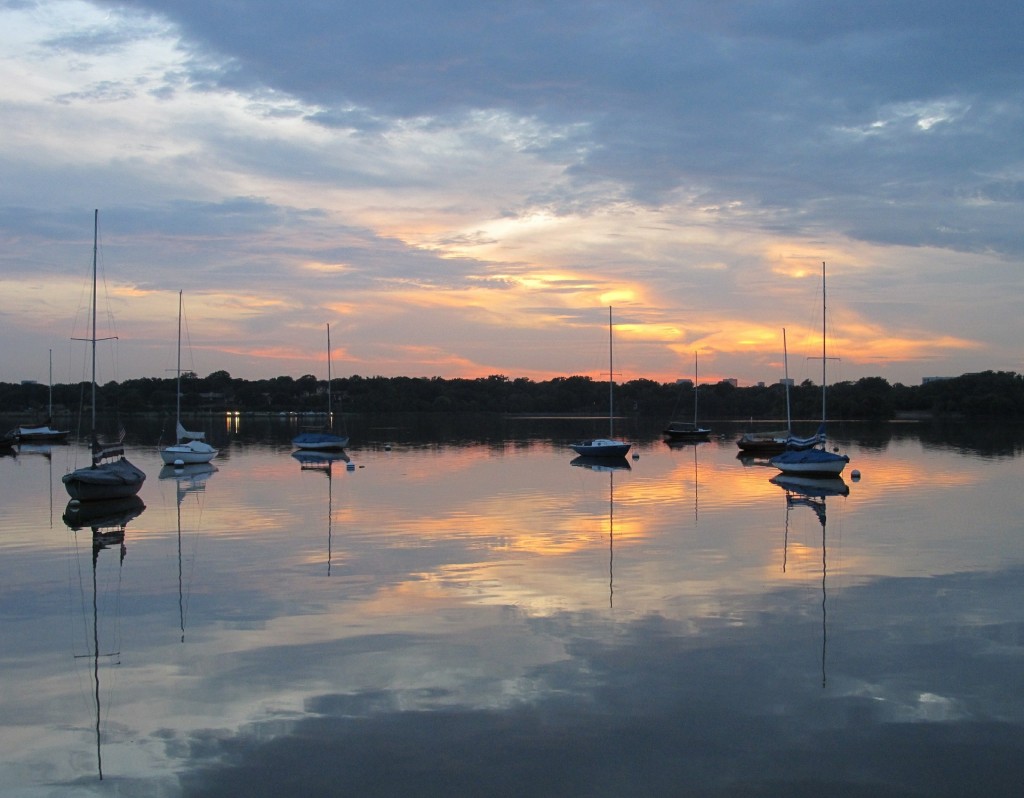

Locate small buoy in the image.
[384,444,392,451]
[851,469,861,481]
[346,462,355,471]
[174,459,185,467]
[69,498,81,507]
[632,453,640,460]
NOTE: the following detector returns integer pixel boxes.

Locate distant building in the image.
[779,378,794,388]
[756,381,765,388]
[20,380,38,386]
[675,379,694,388]
[722,378,738,388]
[922,376,952,384]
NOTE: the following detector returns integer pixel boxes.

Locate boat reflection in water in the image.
[569,455,630,472]
[571,454,629,608]
[160,462,218,641]
[293,450,349,574]
[62,495,146,781]
[771,473,848,688]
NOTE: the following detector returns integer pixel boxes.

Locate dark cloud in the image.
[98,1,1024,256]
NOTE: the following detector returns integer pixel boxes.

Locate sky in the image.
[1,0,1022,388]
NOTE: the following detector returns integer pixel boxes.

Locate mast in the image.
[693,351,698,426]
[821,261,827,427]
[90,209,98,438]
[607,306,614,438]
[175,290,183,433]
[326,323,332,426]
[72,210,118,450]
[783,328,792,436]
[48,348,53,418]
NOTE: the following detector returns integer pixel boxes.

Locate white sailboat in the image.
[160,291,218,466]
[571,307,631,459]
[16,349,70,443]
[62,210,147,502]
[293,323,349,451]
[770,262,850,476]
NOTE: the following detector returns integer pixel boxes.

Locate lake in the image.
[2,414,1023,797]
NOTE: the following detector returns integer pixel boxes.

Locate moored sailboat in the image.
[160,291,218,466]
[16,350,69,443]
[571,307,631,458]
[62,210,146,502]
[770,263,849,477]
[293,323,349,451]
[663,351,711,442]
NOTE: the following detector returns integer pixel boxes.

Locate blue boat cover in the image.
[771,448,848,466]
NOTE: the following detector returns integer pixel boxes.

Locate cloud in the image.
[0,1,1021,383]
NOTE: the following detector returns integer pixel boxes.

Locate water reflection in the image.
[63,495,145,781]
[161,463,217,641]
[1,422,1023,795]
[771,474,848,689]
[291,450,348,574]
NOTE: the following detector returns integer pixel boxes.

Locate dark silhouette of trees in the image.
[2,369,1023,421]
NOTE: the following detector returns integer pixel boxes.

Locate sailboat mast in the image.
[48,348,53,418]
[607,306,614,438]
[783,328,792,435]
[326,323,332,425]
[175,290,183,429]
[90,209,98,436]
[693,351,698,426]
[821,261,827,427]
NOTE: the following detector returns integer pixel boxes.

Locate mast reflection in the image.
[160,463,217,641]
[293,450,349,575]
[63,495,145,780]
[770,474,848,688]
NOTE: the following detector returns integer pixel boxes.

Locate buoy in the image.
[384,444,392,451]
[851,469,861,481]
[632,453,640,460]
[346,462,355,471]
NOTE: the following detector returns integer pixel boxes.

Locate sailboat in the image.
[16,349,70,443]
[160,291,218,465]
[770,263,850,476]
[293,323,349,451]
[737,329,794,455]
[62,211,147,502]
[571,307,631,458]
[663,351,711,442]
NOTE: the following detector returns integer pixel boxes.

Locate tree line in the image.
[3,369,1024,421]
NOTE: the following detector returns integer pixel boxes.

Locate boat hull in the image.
[570,439,631,458]
[62,458,147,501]
[663,423,710,442]
[770,448,849,476]
[293,432,349,451]
[17,426,69,443]
[160,441,218,465]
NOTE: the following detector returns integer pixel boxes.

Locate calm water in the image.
[2,415,1023,797]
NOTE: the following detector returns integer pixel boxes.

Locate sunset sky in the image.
[1,0,1021,388]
